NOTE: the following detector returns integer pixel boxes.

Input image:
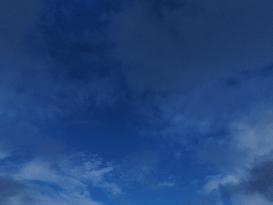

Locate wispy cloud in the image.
[201,106,273,204]
[0,153,121,205]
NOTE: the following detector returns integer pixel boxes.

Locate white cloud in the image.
[230,108,273,164]
[0,149,9,160]
[203,174,240,193]
[0,153,121,205]
[231,193,272,205]
[201,105,273,204]
[15,160,59,183]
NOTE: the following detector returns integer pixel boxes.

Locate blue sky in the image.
[1,0,273,204]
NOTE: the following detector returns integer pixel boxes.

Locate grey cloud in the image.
[200,106,273,204]
[212,158,273,205]
[244,159,273,201]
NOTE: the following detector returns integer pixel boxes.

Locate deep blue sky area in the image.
[1,0,273,205]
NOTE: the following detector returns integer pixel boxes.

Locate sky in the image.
[0,0,273,204]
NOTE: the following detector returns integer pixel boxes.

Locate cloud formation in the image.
[202,107,273,204]
[1,0,273,204]
[0,153,121,205]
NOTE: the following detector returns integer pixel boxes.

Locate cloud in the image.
[1,0,273,204]
[0,148,10,160]
[0,153,121,205]
[203,175,240,193]
[104,0,273,154]
[200,106,273,204]
[244,159,273,202]
[230,107,273,164]
[0,3,124,203]
[231,194,272,205]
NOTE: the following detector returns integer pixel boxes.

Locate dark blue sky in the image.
[1,0,273,204]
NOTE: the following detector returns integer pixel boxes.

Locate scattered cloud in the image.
[1,0,273,204]
[200,105,273,204]
[203,174,240,193]
[0,153,121,205]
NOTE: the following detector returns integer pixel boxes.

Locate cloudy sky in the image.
[1,0,273,204]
